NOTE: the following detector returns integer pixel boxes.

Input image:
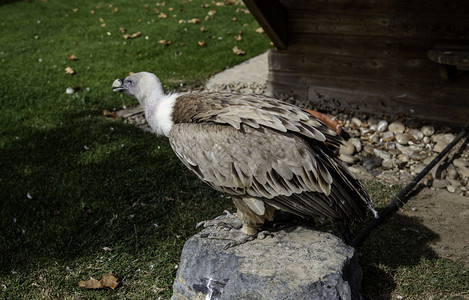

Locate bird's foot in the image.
[196,211,272,249]
[213,229,273,250]
[196,210,243,231]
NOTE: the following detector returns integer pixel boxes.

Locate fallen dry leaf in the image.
[232,46,245,55]
[200,26,207,32]
[78,273,119,290]
[201,3,210,8]
[204,15,210,21]
[102,110,117,118]
[207,9,216,16]
[73,8,78,12]
[158,12,167,18]
[234,34,242,41]
[119,27,127,33]
[225,0,238,4]
[123,31,142,39]
[255,27,264,34]
[232,17,237,21]
[236,8,250,14]
[78,277,102,289]
[197,41,206,47]
[158,39,171,46]
[215,2,224,6]
[64,67,75,75]
[187,18,200,24]
[99,17,104,23]
[100,273,119,289]
[100,23,106,27]
[89,10,95,14]
[113,7,118,13]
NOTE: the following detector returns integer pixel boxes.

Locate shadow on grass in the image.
[0,109,230,279]
[356,187,440,299]
[0,110,444,298]
[0,0,21,6]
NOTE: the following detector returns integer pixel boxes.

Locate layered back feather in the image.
[168,92,376,223]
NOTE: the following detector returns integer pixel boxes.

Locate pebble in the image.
[433,133,455,144]
[377,120,388,132]
[408,128,423,140]
[432,179,447,189]
[369,133,380,143]
[362,156,383,171]
[118,80,469,197]
[397,153,409,163]
[363,145,374,155]
[412,163,427,175]
[446,164,459,180]
[396,133,412,145]
[388,121,405,133]
[373,149,392,160]
[349,138,362,153]
[382,159,395,169]
[457,166,469,178]
[381,131,394,141]
[421,125,435,136]
[453,158,468,168]
[351,117,362,127]
[433,137,453,153]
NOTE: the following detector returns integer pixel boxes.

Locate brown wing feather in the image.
[171,92,342,148]
[169,122,372,223]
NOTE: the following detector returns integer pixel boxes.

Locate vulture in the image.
[112,72,377,244]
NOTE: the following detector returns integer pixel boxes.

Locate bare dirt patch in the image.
[400,188,469,267]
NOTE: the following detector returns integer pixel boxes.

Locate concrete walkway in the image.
[205,51,268,90]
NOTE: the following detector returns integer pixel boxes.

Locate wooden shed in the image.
[243,0,469,125]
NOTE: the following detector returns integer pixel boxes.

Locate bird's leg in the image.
[241,223,257,235]
[197,210,273,249]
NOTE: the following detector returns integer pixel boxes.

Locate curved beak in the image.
[112,78,126,92]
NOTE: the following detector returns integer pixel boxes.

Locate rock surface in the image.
[172,218,362,300]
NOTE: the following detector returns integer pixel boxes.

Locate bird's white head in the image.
[112,71,177,136]
[112,72,164,105]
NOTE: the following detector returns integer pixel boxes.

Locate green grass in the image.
[1,0,468,299]
[0,0,267,298]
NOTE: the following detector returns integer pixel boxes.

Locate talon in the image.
[196,220,207,229]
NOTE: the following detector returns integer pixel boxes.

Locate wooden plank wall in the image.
[267,0,469,124]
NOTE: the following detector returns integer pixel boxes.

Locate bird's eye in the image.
[128,80,135,86]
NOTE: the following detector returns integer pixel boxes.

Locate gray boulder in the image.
[172,220,362,300]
